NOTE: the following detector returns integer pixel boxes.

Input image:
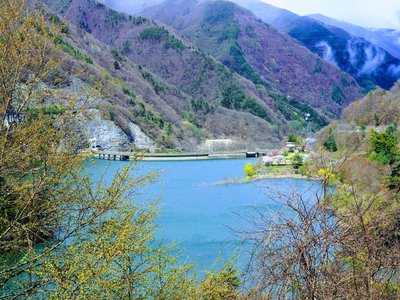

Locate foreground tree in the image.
[248,183,400,299]
[0,2,242,299]
[247,122,400,299]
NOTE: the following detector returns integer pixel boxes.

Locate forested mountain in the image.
[229,0,400,91]
[36,0,362,151]
[3,2,400,299]
[40,0,288,150]
[310,14,400,60]
[142,0,361,113]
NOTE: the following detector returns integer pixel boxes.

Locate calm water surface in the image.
[85,159,320,273]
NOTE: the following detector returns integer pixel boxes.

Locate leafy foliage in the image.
[200,264,241,299]
[369,125,398,165]
[323,131,338,152]
[190,99,214,114]
[343,87,400,126]
[0,3,243,298]
[288,134,304,146]
[244,163,256,178]
[290,153,304,167]
[54,36,93,64]
[105,9,126,27]
[228,43,264,85]
[204,2,236,25]
[221,86,271,122]
[271,93,328,130]
[140,27,185,51]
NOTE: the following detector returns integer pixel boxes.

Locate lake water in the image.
[85,158,320,274]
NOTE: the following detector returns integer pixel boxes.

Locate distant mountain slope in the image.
[44,0,314,150]
[229,0,400,91]
[309,14,400,60]
[142,0,361,115]
[100,0,164,15]
[231,0,297,29]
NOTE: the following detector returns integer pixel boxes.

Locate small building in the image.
[262,156,274,165]
[262,155,287,166]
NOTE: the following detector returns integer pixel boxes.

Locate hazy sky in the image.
[263,0,400,29]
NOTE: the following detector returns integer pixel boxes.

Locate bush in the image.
[324,133,338,152]
[291,153,304,167]
[54,36,93,64]
[288,134,303,145]
[200,264,240,300]
[369,125,398,165]
[244,163,256,178]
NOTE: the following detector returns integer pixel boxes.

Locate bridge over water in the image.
[95,150,266,161]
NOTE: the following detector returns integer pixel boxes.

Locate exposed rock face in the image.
[38,0,369,151]
[83,110,155,151]
[43,0,286,150]
[128,122,156,151]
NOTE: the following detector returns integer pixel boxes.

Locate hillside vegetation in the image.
[40,0,365,151]
[143,0,362,119]
[245,83,400,299]
[1,1,400,299]
[232,0,400,91]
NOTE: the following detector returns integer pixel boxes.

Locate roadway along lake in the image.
[85,158,320,274]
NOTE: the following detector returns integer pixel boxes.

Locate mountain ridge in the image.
[142,0,362,115]
[41,0,298,150]
[309,13,400,60]
[222,0,400,91]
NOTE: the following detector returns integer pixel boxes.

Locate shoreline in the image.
[213,173,315,186]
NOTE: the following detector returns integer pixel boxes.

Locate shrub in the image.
[323,133,338,152]
[122,87,136,99]
[369,125,398,165]
[200,264,240,299]
[288,134,303,145]
[291,153,304,167]
[54,36,93,64]
[244,163,256,178]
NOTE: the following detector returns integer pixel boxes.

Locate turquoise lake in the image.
[85,159,320,274]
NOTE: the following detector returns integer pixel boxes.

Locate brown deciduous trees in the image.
[0,2,242,299]
[248,130,400,299]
